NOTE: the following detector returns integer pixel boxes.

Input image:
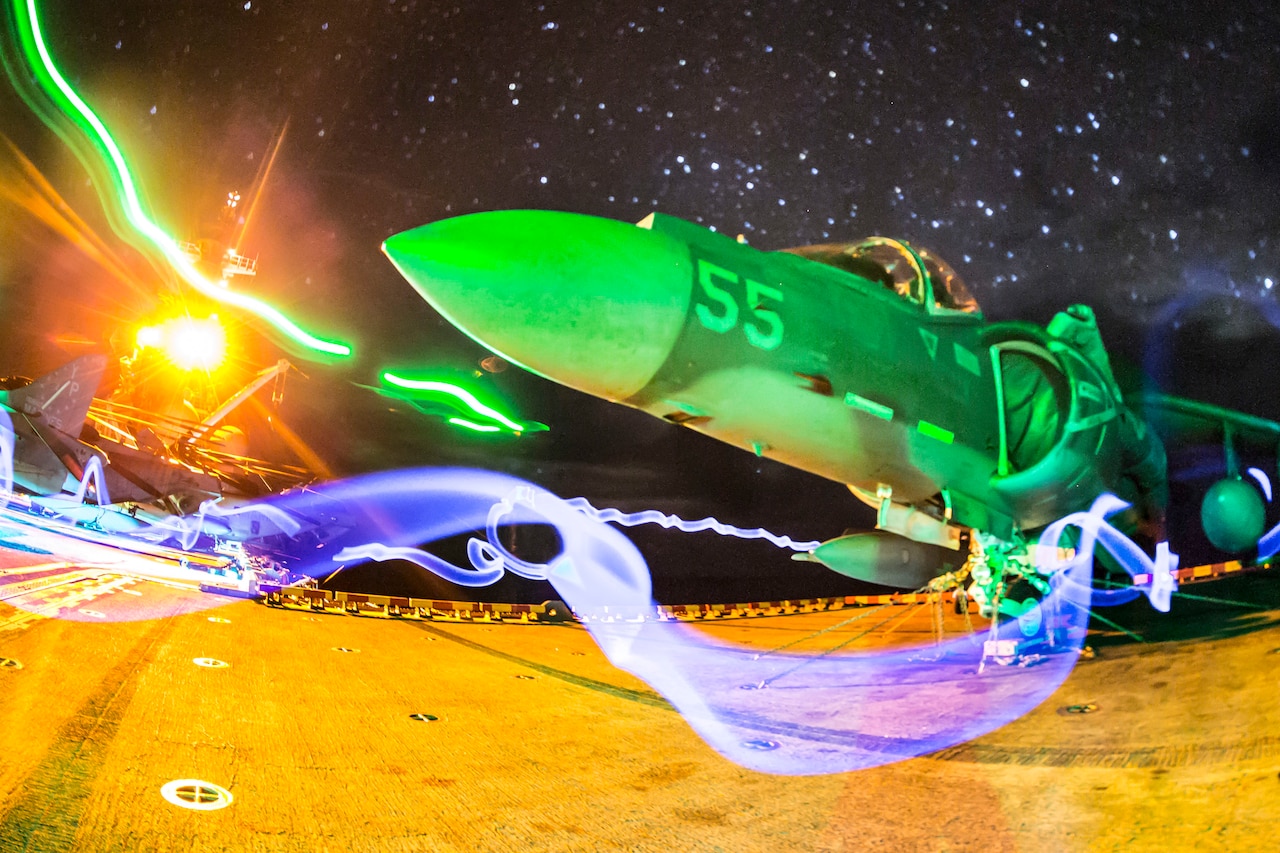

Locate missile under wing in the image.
[382,209,1168,588]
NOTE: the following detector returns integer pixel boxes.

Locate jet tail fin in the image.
[5,354,108,436]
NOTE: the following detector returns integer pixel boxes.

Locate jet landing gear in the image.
[963,532,1074,667]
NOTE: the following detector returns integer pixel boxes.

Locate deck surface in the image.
[0,540,1277,852]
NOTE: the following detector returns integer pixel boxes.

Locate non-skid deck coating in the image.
[0,559,1277,852]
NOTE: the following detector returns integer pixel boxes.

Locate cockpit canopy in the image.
[781,238,982,316]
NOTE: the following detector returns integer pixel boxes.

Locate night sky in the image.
[3,0,1280,602]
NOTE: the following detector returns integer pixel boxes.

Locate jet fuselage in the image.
[383,210,1166,545]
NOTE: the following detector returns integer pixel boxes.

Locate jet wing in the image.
[1133,393,1280,447]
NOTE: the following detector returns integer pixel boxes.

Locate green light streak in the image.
[447,417,501,433]
[11,0,352,358]
[382,372,527,433]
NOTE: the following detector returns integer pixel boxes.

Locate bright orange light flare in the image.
[166,316,226,371]
[135,325,162,349]
[139,316,227,371]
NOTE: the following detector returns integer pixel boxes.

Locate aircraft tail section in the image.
[5,354,108,436]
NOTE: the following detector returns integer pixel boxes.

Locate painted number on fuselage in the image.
[694,259,784,350]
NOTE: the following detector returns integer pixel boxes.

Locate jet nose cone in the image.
[383,210,692,400]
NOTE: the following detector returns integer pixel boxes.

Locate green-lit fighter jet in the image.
[382,209,1175,593]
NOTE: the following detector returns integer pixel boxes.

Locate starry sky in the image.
[2,0,1280,600]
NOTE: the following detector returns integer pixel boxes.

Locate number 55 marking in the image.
[694,261,739,334]
[693,259,784,350]
[743,280,783,350]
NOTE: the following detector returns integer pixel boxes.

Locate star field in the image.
[35,1,1280,319]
